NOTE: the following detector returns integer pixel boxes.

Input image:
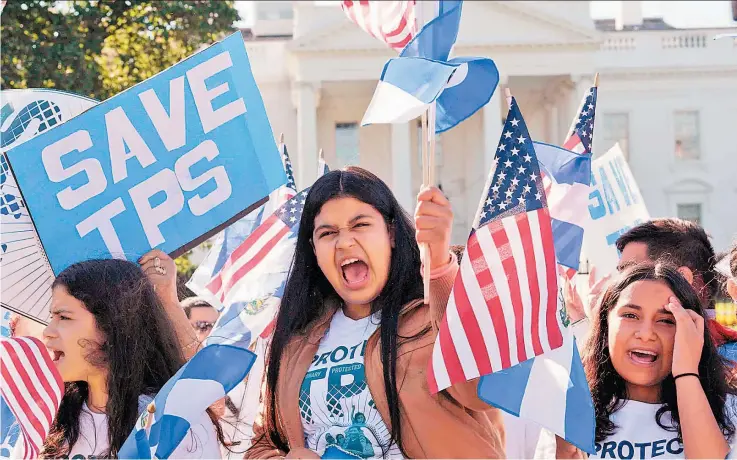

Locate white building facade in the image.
[239,0,737,252]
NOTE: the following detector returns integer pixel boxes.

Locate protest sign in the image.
[6,32,286,281]
[582,144,650,276]
[1,89,98,324]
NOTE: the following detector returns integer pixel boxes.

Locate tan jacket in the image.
[247,256,506,459]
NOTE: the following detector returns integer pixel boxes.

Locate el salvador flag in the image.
[362,0,499,133]
[533,141,592,273]
[118,345,256,459]
[478,327,595,453]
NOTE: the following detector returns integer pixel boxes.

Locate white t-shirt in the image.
[23,395,221,459]
[299,309,402,459]
[590,395,737,459]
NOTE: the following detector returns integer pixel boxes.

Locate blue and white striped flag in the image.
[534,142,592,275]
[119,344,256,459]
[362,0,499,133]
[478,328,595,453]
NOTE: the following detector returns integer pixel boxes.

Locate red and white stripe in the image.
[1,337,64,459]
[341,1,417,51]
[205,214,291,303]
[563,133,586,155]
[428,208,563,393]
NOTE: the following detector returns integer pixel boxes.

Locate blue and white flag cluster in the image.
[362,0,499,133]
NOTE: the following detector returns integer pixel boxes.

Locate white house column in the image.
[391,122,413,212]
[546,103,560,145]
[483,77,506,174]
[292,81,321,189]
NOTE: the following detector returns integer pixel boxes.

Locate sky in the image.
[234,1,737,29]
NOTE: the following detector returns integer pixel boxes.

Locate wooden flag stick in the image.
[594,72,600,87]
[318,148,324,161]
[144,402,156,437]
[278,132,284,144]
[420,109,431,304]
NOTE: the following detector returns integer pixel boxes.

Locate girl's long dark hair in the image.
[263,167,423,455]
[585,263,736,443]
[40,259,223,458]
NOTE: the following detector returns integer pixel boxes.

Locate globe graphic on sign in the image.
[0,99,63,148]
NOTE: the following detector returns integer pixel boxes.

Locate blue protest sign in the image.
[6,32,286,275]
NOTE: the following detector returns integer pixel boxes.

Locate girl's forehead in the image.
[614,280,675,311]
[314,197,381,224]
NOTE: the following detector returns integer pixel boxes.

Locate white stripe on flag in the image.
[8,339,57,415]
[547,182,591,228]
[502,217,535,360]
[460,250,502,371]
[362,80,430,126]
[475,224,519,366]
[445,283,479,381]
[519,330,574,434]
[528,210,551,351]
[431,333,451,391]
[163,378,226,421]
[215,219,288,299]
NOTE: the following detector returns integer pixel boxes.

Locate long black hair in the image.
[40,259,224,457]
[585,263,736,443]
[263,167,423,455]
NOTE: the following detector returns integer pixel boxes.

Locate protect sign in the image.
[6,32,286,275]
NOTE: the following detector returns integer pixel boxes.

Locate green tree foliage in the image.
[1,0,239,100]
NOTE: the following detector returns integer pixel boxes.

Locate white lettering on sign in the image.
[139,76,187,152]
[106,106,158,184]
[175,140,232,216]
[76,198,127,259]
[129,168,186,248]
[186,51,247,134]
[40,49,250,253]
[41,130,107,211]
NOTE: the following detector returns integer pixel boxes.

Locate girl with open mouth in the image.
[247,167,505,459]
[36,256,224,458]
[556,264,737,459]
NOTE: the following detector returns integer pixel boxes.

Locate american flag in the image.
[428,97,563,393]
[341,1,417,51]
[563,86,598,155]
[281,142,297,195]
[0,337,64,459]
[205,189,308,304]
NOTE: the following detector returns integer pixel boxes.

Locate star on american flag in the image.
[564,86,598,155]
[478,100,547,226]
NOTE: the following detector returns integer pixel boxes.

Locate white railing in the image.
[597,28,737,69]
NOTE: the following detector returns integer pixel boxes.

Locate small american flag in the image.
[0,337,64,459]
[281,142,297,195]
[341,1,417,51]
[563,86,597,155]
[205,189,308,303]
[428,97,563,393]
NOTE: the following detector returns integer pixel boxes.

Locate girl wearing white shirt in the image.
[36,258,223,458]
[558,263,737,459]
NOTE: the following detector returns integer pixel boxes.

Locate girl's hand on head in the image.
[415,186,453,270]
[139,249,178,306]
[664,296,704,376]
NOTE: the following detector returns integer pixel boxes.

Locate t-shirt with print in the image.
[22,395,222,459]
[299,309,403,459]
[591,395,737,459]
